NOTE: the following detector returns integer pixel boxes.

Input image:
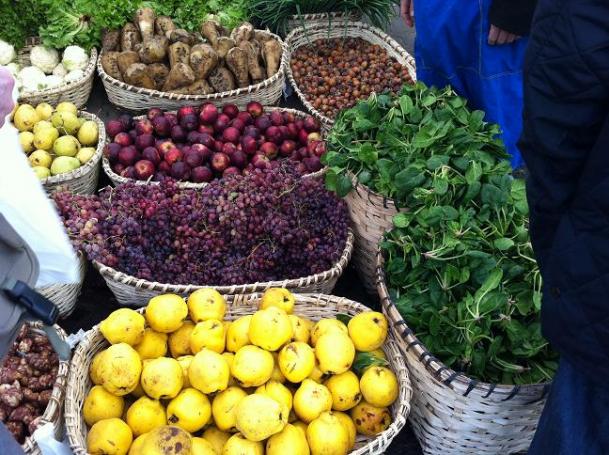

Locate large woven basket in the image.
[17,37,97,109]
[285,21,416,129]
[37,111,106,195]
[64,292,412,455]
[92,230,354,307]
[285,11,361,34]
[36,252,87,319]
[19,322,70,455]
[102,106,324,189]
[344,176,406,295]
[376,252,549,454]
[97,30,287,112]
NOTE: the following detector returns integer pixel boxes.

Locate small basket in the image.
[285,21,416,129]
[376,252,550,454]
[36,252,87,319]
[17,37,97,109]
[344,176,406,295]
[36,111,106,195]
[19,321,70,455]
[97,30,287,112]
[102,106,324,189]
[92,230,354,307]
[285,11,362,34]
[64,292,412,455]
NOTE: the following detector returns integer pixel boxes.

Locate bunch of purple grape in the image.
[53,164,349,286]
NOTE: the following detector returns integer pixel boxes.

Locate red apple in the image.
[222,142,237,155]
[118,146,138,166]
[241,136,257,155]
[280,140,296,157]
[270,110,284,126]
[114,132,132,147]
[158,161,171,174]
[147,108,163,121]
[177,105,197,121]
[251,153,270,169]
[223,127,241,144]
[184,149,203,168]
[246,101,264,118]
[105,119,124,138]
[304,116,320,132]
[198,124,214,135]
[222,104,239,119]
[135,133,155,151]
[223,166,241,177]
[121,165,136,178]
[134,160,155,180]
[199,103,219,124]
[230,150,247,169]
[142,147,161,165]
[171,161,191,180]
[157,140,175,156]
[237,111,253,125]
[165,147,183,165]
[135,119,154,135]
[211,152,230,172]
[191,166,214,183]
[104,143,121,163]
[266,126,283,145]
[191,144,212,163]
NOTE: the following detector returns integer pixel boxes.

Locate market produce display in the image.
[290,37,412,120]
[324,83,557,384]
[82,288,399,455]
[0,325,60,444]
[99,7,283,95]
[54,164,348,285]
[12,101,100,180]
[103,103,325,184]
[1,41,91,96]
[249,0,399,34]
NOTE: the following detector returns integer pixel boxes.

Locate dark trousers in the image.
[529,358,609,454]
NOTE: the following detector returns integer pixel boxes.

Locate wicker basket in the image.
[17,38,97,109]
[35,111,106,195]
[19,321,70,455]
[65,292,412,455]
[343,176,406,295]
[285,11,361,34]
[36,252,87,319]
[376,252,549,454]
[285,21,416,129]
[97,30,287,112]
[92,230,354,307]
[102,106,323,189]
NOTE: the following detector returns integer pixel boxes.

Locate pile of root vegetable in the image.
[100,7,283,94]
[291,37,412,119]
[0,326,59,444]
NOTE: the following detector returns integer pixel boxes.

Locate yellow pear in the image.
[168,321,195,357]
[212,386,248,431]
[306,412,350,455]
[126,396,167,436]
[167,388,212,433]
[87,418,133,455]
[35,102,53,120]
[259,288,295,314]
[325,371,362,411]
[190,319,225,354]
[350,401,392,436]
[226,315,251,353]
[189,349,230,394]
[100,308,146,346]
[333,412,356,450]
[256,380,293,412]
[138,425,191,455]
[202,427,231,454]
[56,101,78,115]
[141,357,183,399]
[222,433,263,455]
[293,379,332,423]
[145,294,188,333]
[348,312,388,352]
[98,343,142,396]
[267,423,310,455]
[310,319,347,346]
[18,131,35,153]
[315,332,355,375]
[77,119,99,146]
[360,366,399,407]
[231,345,273,387]
[187,288,226,322]
[248,307,293,351]
[128,433,147,455]
[33,126,59,151]
[32,166,51,179]
[192,437,217,455]
[278,342,315,383]
[235,394,288,441]
[89,350,106,385]
[307,357,326,383]
[13,104,39,132]
[133,328,168,360]
[176,355,193,388]
[83,385,125,426]
[289,315,311,343]
[28,150,52,168]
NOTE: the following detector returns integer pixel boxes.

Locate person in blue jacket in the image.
[401,0,537,168]
[519,0,609,452]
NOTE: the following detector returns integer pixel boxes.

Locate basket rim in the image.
[375,249,551,398]
[34,110,106,186]
[102,106,324,189]
[288,11,361,20]
[17,38,98,101]
[285,21,416,129]
[92,230,354,294]
[347,171,405,211]
[64,292,412,455]
[96,30,288,102]
[20,321,70,453]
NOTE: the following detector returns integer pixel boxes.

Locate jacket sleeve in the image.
[489,0,538,36]
[518,0,609,269]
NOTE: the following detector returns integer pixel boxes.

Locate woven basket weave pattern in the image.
[97,31,288,112]
[102,107,324,189]
[93,230,354,307]
[285,21,416,129]
[21,322,70,455]
[64,293,412,455]
[345,178,406,295]
[376,251,549,454]
[36,252,87,319]
[17,38,97,109]
[285,12,361,33]
[38,111,106,195]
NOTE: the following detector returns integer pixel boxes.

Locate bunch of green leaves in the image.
[248,0,399,34]
[0,0,48,48]
[323,83,557,384]
[172,0,249,30]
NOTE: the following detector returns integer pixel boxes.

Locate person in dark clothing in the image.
[519,0,609,452]
[401,0,537,168]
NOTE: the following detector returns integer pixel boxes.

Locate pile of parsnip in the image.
[100,7,283,95]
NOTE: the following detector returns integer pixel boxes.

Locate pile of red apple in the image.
[103,102,326,184]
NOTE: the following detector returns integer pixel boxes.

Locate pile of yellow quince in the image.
[83,288,399,455]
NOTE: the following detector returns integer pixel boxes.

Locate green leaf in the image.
[336,314,352,325]
[335,174,353,197]
[393,213,410,228]
[352,352,389,376]
[494,238,515,250]
[356,144,378,165]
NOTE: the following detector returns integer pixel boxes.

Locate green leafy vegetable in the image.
[352,352,389,376]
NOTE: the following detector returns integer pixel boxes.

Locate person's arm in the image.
[518,0,609,269]
[489,0,538,37]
